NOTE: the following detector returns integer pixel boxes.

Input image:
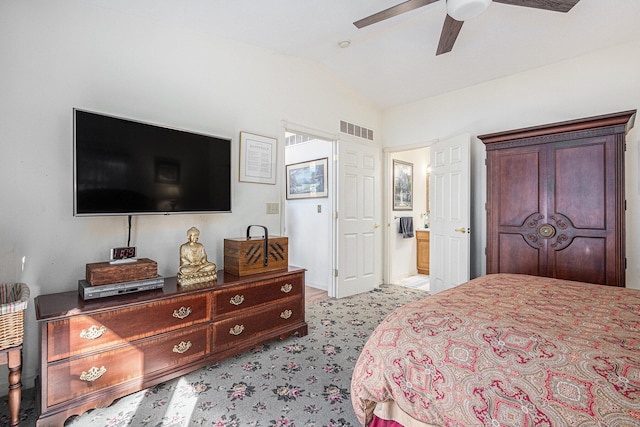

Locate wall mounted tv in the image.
[74,109,231,216]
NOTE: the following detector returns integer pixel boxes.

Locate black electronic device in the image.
[73,109,232,216]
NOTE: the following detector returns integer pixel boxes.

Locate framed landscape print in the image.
[286,158,328,199]
[393,160,413,210]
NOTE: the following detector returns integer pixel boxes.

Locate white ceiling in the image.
[86,0,640,109]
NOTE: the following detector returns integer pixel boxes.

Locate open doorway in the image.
[283,130,334,295]
[385,145,430,292]
[284,128,383,299]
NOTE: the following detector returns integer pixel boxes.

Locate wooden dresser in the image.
[479,111,636,286]
[35,267,307,426]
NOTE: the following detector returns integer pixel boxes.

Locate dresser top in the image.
[35,267,305,321]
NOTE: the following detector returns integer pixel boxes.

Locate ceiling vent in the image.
[340,120,374,141]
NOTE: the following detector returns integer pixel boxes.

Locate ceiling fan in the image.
[353,0,581,55]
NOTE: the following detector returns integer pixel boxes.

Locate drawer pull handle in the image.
[80,366,106,382]
[173,341,192,354]
[173,306,192,319]
[280,309,292,319]
[230,295,245,305]
[80,325,107,340]
[281,284,293,293]
[229,324,245,335]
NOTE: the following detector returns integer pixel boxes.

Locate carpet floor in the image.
[0,284,428,426]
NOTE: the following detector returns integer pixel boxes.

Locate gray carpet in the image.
[0,285,428,426]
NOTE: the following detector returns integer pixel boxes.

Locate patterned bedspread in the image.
[351,274,640,426]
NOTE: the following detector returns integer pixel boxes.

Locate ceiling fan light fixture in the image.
[446,0,491,21]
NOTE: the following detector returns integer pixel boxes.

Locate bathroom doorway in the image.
[385,145,430,292]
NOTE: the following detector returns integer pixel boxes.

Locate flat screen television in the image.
[74,109,231,216]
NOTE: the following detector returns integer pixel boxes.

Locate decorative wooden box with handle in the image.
[224,225,288,276]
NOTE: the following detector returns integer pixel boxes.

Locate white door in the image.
[429,134,471,294]
[334,139,382,298]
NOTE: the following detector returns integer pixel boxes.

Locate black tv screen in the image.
[74,109,231,216]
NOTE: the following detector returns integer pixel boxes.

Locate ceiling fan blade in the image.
[493,0,580,13]
[436,15,464,55]
[354,0,440,28]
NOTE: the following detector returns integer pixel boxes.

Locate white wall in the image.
[382,39,640,287]
[387,147,429,283]
[285,140,333,290]
[0,1,381,389]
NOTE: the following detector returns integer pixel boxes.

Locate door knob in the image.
[374,224,381,229]
[454,227,468,234]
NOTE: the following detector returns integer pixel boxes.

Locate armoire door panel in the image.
[551,237,606,284]
[497,151,541,227]
[498,233,541,276]
[553,142,607,230]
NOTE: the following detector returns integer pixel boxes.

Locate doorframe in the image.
[280,121,339,296]
[382,139,438,285]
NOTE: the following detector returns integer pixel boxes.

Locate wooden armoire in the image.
[479,110,636,287]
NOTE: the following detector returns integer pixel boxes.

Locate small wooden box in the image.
[224,236,288,276]
[86,258,158,286]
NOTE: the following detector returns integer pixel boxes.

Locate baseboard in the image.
[305,282,327,291]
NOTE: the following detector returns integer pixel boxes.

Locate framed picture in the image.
[239,131,277,184]
[393,159,413,210]
[286,158,328,199]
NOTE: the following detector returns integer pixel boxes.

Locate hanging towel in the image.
[398,216,414,239]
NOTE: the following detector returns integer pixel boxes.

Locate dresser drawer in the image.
[47,293,210,362]
[46,325,209,407]
[213,296,303,348]
[213,273,303,317]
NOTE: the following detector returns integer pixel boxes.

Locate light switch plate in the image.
[266,203,280,214]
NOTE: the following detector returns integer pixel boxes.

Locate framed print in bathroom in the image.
[239,131,277,184]
[286,158,328,199]
[393,160,413,210]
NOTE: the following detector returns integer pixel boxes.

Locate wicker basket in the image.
[0,283,29,350]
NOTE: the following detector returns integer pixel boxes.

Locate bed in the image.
[351,273,640,426]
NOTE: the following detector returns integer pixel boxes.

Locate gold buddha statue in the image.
[177,227,217,285]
